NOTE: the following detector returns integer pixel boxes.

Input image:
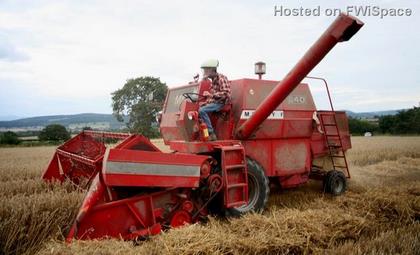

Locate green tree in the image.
[0,131,20,145]
[395,107,420,134]
[379,107,420,134]
[348,117,378,135]
[111,76,167,138]
[378,115,396,134]
[38,124,71,141]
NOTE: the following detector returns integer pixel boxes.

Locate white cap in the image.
[200,59,219,68]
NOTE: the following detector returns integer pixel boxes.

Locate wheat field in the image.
[0,137,419,255]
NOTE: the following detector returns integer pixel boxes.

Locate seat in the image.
[210,103,234,139]
[214,104,232,121]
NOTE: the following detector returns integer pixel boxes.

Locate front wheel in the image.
[226,158,269,216]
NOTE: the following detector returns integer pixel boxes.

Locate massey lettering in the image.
[240,110,284,120]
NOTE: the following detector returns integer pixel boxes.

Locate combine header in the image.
[43,14,364,240]
[42,131,159,186]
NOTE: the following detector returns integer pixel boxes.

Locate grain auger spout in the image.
[235,13,363,139]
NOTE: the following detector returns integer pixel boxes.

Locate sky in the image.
[0,0,419,119]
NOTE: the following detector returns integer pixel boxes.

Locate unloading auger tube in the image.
[235,13,364,140]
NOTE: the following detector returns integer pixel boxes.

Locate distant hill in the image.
[0,115,24,121]
[0,113,126,132]
[345,109,403,119]
[0,109,406,132]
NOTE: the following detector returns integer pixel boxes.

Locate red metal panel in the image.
[279,173,310,189]
[310,133,327,157]
[227,79,316,140]
[160,112,185,143]
[242,140,273,176]
[176,101,200,141]
[115,134,161,152]
[243,139,311,179]
[42,152,63,181]
[235,109,314,139]
[237,80,316,111]
[104,174,200,187]
[106,148,207,165]
[102,149,209,188]
[271,139,311,176]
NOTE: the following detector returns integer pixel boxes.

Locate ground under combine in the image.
[43,13,363,241]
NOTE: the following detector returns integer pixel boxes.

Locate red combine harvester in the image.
[43,14,363,241]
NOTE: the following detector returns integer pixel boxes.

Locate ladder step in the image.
[333,165,348,168]
[331,155,346,158]
[323,123,337,126]
[221,145,248,208]
[225,164,246,170]
[326,134,340,137]
[227,183,247,189]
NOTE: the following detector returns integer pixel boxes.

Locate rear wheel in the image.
[323,170,347,195]
[227,158,269,216]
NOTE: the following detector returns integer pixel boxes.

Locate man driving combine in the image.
[198,59,231,141]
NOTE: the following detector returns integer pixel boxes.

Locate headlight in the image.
[187,111,198,120]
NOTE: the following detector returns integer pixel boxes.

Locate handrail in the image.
[305,76,335,112]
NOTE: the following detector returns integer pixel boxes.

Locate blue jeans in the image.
[198,103,224,133]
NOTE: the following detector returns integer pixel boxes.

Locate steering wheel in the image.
[182,92,206,103]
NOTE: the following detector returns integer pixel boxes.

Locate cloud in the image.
[0,34,29,62]
[0,0,419,116]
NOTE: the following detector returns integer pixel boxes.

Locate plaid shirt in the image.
[206,73,231,104]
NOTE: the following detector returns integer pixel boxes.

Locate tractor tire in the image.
[323,170,347,196]
[226,158,269,216]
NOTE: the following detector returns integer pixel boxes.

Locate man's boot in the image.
[209,132,218,141]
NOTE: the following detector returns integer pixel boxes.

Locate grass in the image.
[0,136,419,254]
